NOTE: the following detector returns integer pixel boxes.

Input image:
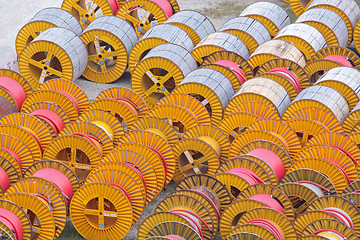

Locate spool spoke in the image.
[88,54,98,61]
[84,209,99,216]
[102,50,120,59]
[29,59,44,69]
[159,72,172,84]
[195,156,208,165]
[100,63,108,73]
[72,3,90,18]
[46,67,63,78]
[98,196,105,227]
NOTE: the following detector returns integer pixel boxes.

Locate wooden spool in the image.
[274,23,327,61]
[239,2,291,37]
[132,43,197,107]
[165,10,215,46]
[295,8,348,47]
[173,68,235,125]
[0,96,17,118]
[220,16,271,54]
[128,23,194,74]
[18,27,87,90]
[80,16,138,83]
[191,32,250,65]
[16,7,83,55]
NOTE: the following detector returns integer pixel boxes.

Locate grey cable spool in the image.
[307,0,360,45]
[295,8,348,47]
[16,7,83,55]
[128,23,194,74]
[191,31,250,65]
[18,27,88,90]
[220,16,271,54]
[80,16,138,83]
[165,10,216,46]
[248,39,307,71]
[239,2,291,37]
[173,68,235,125]
[226,77,291,117]
[282,85,350,124]
[132,43,197,107]
[274,23,327,61]
[315,67,360,110]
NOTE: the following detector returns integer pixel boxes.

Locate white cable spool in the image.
[299,183,325,197]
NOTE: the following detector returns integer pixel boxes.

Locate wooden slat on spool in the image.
[18,27,88,90]
[239,2,291,37]
[220,16,271,54]
[128,23,194,74]
[132,43,197,107]
[295,8,348,47]
[173,68,235,125]
[16,7,83,55]
[80,16,138,83]
[191,32,250,65]
[165,10,215,46]
[274,23,327,61]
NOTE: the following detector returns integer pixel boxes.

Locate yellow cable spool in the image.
[226,224,277,240]
[220,16,271,54]
[132,43,197,107]
[145,221,202,239]
[96,87,149,118]
[59,122,114,155]
[303,219,357,240]
[79,109,123,143]
[257,73,299,101]
[18,27,87,90]
[248,39,307,72]
[225,232,264,240]
[354,19,360,56]
[61,0,117,30]
[80,16,138,83]
[7,177,67,238]
[343,180,360,194]
[0,112,52,150]
[3,192,56,240]
[130,116,179,145]
[157,93,211,125]
[85,162,146,223]
[15,7,83,55]
[304,59,342,83]
[0,157,21,197]
[43,134,102,182]
[225,101,279,119]
[312,46,360,70]
[191,31,250,65]
[344,103,360,134]
[70,182,133,240]
[285,119,328,146]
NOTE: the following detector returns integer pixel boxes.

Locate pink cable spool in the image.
[148,145,168,188]
[214,60,247,84]
[0,147,22,168]
[324,158,351,185]
[150,0,173,18]
[0,76,26,111]
[323,55,353,67]
[247,218,284,240]
[331,145,358,165]
[123,162,147,192]
[108,0,120,15]
[108,183,133,206]
[248,194,284,214]
[165,236,185,240]
[227,167,265,185]
[192,189,221,219]
[56,90,80,113]
[312,229,347,239]
[0,208,24,240]
[31,109,65,134]
[71,133,103,156]
[0,168,10,193]
[268,67,301,93]
[246,148,286,182]
[114,97,138,116]
[33,168,74,205]
[322,208,353,229]
[23,128,43,152]
[297,181,331,193]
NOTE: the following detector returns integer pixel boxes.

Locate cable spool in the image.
[172,68,235,125]
[165,10,215,46]
[354,20,360,56]
[343,106,360,136]
[303,219,357,240]
[342,181,360,209]
[132,43,197,107]
[85,162,146,223]
[225,232,264,240]
[296,8,348,47]
[145,221,202,240]
[80,16,138,83]
[311,46,360,70]
[70,182,133,240]
[285,119,328,146]
[191,31,250,65]
[61,0,119,30]
[248,39,307,73]
[2,192,56,240]
[128,24,194,74]
[18,27,87,90]
[226,223,278,240]
[225,101,280,119]
[220,17,271,54]
[274,23,327,61]
[0,157,20,197]
[15,7,83,56]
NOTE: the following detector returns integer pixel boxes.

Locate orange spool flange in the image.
[303,219,357,240]
[225,100,280,119]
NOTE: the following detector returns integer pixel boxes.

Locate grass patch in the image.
[200,0,246,18]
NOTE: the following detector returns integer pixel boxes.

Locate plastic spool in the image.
[165,10,215,46]
[239,2,291,37]
[132,43,197,107]
[16,7,82,55]
[70,182,133,240]
[191,31,250,65]
[61,0,119,30]
[173,68,234,125]
[128,23,194,74]
[225,100,280,119]
[303,219,357,240]
[80,16,138,83]
[145,221,201,239]
[248,39,307,72]
[18,27,87,90]
[220,16,271,54]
